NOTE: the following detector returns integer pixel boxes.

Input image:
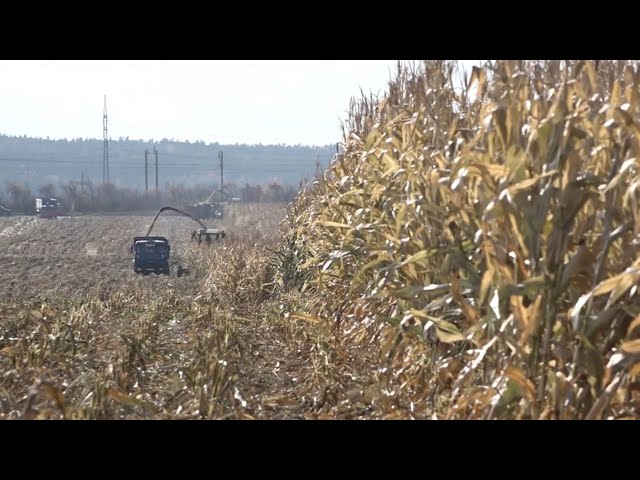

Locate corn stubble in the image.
[0,203,286,419]
[281,60,640,419]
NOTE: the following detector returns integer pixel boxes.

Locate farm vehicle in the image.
[130,205,226,276]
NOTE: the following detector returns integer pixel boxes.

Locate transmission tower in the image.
[103,95,109,184]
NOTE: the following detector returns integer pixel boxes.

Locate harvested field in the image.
[0,203,318,419]
[0,214,200,300]
[0,205,280,301]
[4,60,640,420]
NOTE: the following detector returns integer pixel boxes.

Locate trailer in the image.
[130,236,171,275]
[191,228,226,243]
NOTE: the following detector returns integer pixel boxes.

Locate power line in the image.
[218,150,223,192]
[103,95,109,184]
[144,148,149,192]
[155,147,158,191]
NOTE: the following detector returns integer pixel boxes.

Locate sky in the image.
[0,60,479,146]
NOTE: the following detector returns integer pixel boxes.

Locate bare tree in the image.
[62,181,80,213]
[6,181,33,213]
[38,183,57,198]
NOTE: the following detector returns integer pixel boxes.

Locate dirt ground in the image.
[0,214,225,301]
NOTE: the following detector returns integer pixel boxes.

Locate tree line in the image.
[0,178,301,214]
[0,134,335,189]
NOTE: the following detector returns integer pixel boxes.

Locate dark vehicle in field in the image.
[131,205,226,277]
[131,236,171,275]
[35,197,62,219]
[185,198,225,220]
[183,188,240,221]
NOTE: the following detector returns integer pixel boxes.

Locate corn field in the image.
[280,60,640,419]
[3,60,640,419]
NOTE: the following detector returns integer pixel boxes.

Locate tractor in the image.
[191,228,226,244]
[35,197,62,219]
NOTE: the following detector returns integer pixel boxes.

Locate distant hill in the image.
[0,134,336,189]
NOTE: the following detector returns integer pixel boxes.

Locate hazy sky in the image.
[0,60,478,146]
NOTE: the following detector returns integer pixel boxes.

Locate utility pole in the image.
[154,147,158,191]
[81,172,84,193]
[144,148,149,193]
[218,150,223,193]
[103,95,109,184]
